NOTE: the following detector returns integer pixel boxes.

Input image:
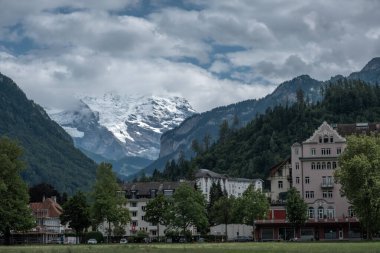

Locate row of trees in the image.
[0,136,129,244]
[144,182,269,241]
[60,162,130,243]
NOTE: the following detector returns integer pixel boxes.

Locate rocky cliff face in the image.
[47,93,196,177]
[145,75,322,174]
[348,57,380,84]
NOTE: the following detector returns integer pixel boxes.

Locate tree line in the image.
[142,79,380,182]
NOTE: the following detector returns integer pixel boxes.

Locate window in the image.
[327,208,335,219]
[305,177,310,184]
[296,177,300,184]
[132,221,138,226]
[141,216,145,221]
[295,162,299,170]
[333,162,337,169]
[319,136,322,143]
[311,148,316,156]
[311,162,315,170]
[278,169,283,177]
[317,162,321,170]
[348,207,355,217]
[278,181,283,189]
[295,148,299,155]
[327,162,331,170]
[132,211,137,217]
[151,230,157,236]
[323,190,333,198]
[164,190,174,196]
[337,147,342,155]
[305,191,314,198]
[324,135,329,143]
[322,162,326,169]
[141,206,146,211]
[131,202,137,207]
[321,148,331,155]
[318,207,324,219]
[330,136,334,143]
[308,207,314,218]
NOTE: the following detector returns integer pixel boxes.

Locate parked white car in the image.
[87,238,97,244]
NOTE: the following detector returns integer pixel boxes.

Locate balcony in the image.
[321,182,334,188]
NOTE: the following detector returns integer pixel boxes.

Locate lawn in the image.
[1,242,380,253]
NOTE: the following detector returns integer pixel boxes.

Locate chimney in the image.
[52,196,57,203]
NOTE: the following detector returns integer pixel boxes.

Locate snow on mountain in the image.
[47,93,196,170]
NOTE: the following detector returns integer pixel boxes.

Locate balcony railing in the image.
[321,182,334,188]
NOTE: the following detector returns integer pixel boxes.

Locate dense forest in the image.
[143,79,380,182]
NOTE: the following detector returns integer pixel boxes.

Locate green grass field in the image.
[1,242,380,253]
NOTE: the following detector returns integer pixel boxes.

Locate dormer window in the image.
[323,135,329,143]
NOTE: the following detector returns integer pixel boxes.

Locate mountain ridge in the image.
[0,72,97,194]
[143,58,379,177]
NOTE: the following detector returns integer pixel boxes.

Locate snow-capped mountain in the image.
[47,93,196,177]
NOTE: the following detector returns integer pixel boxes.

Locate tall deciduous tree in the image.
[61,191,91,243]
[144,193,170,241]
[210,196,235,240]
[91,162,130,241]
[240,185,269,240]
[285,187,308,232]
[0,137,34,244]
[170,183,208,237]
[336,135,380,240]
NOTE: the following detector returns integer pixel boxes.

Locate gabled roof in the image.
[29,198,63,218]
[268,157,291,177]
[303,121,346,144]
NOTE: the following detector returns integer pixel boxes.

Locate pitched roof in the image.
[303,121,346,144]
[268,157,291,177]
[29,197,63,218]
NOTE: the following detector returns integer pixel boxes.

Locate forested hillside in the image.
[0,73,97,194]
[148,79,380,181]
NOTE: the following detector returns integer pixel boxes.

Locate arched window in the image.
[311,162,315,170]
[322,162,326,169]
[317,162,321,170]
[333,162,337,169]
[327,162,331,169]
[324,135,329,143]
[308,207,314,218]
[318,207,324,219]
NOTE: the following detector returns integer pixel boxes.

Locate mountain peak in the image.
[361,57,380,72]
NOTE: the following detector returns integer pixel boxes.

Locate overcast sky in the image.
[0,0,380,112]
